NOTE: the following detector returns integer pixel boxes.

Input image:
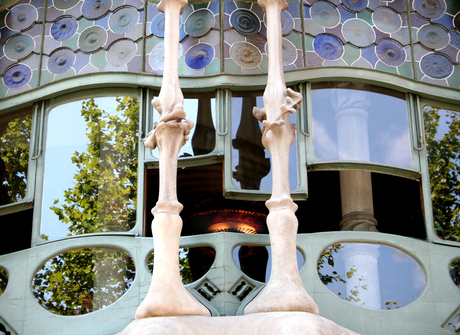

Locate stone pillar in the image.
[341,244,381,310]
[332,83,378,232]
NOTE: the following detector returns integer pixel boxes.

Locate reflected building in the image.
[1,0,460,334]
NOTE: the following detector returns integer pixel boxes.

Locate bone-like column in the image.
[135,0,210,319]
[243,0,318,315]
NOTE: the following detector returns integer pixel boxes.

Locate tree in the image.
[33,97,139,315]
[424,106,460,242]
[0,112,32,205]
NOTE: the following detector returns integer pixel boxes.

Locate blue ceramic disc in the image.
[282,38,297,66]
[342,0,368,12]
[185,9,215,38]
[106,39,137,66]
[418,24,449,50]
[82,0,112,20]
[3,64,32,89]
[413,0,446,20]
[280,11,294,36]
[5,4,38,31]
[4,34,35,60]
[48,48,75,74]
[53,0,79,10]
[313,34,343,60]
[185,43,214,69]
[151,13,165,38]
[310,1,340,28]
[78,26,108,52]
[230,41,262,69]
[373,7,401,34]
[109,7,139,34]
[51,17,78,41]
[230,9,260,36]
[342,19,375,47]
[376,39,405,67]
[420,52,453,79]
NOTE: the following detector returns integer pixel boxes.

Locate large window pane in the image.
[0,107,32,206]
[312,82,411,167]
[424,106,460,242]
[231,91,298,191]
[41,97,139,241]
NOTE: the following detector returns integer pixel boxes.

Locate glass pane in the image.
[233,246,304,283]
[151,96,217,158]
[0,108,33,206]
[147,247,215,284]
[424,106,460,242]
[317,243,425,310]
[41,97,139,241]
[450,260,460,289]
[231,92,298,191]
[0,267,7,297]
[32,247,135,315]
[312,83,411,167]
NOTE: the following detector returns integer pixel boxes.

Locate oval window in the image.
[233,246,304,283]
[0,267,8,297]
[317,243,425,310]
[450,259,460,289]
[32,247,135,315]
[148,247,216,284]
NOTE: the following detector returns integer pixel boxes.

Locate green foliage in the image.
[0,114,32,205]
[0,267,7,297]
[317,243,347,285]
[424,107,460,241]
[32,248,135,315]
[50,97,139,235]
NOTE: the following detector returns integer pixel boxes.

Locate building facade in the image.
[0,0,460,333]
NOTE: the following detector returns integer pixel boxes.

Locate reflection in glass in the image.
[0,267,7,296]
[231,92,298,191]
[0,108,32,206]
[425,107,460,242]
[41,97,139,241]
[318,243,426,310]
[312,82,411,167]
[148,247,215,283]
[32,248,135,315]
[233,246,304,283]
[450,260,460,289]
[151,96,216,158]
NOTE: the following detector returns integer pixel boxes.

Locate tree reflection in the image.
[424,107,460,242]
[33,97,139,315]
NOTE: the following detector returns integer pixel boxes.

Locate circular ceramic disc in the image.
[230,41,262,69]
[151,13,165,38]
[376,39,406,67]
[342,19,375,47]
[184,9,215,38]
[373,7,401,34]
[420,52,453,79]
[342,0,368,12]
[5,4,38,31]
[310,1,340,28]
[109,7,139,34]
[106,39,137,66]
[185,43,215,70]
[149,42,183,70]
[4,34,35,60]
[281,38,297,66]
[455,12,460,32]
[78,26,108,52]
[82,0,112,20]
[313,34,343,60]
[230,9,260,36]
[53,0,80,10]
[48,48,75,74]
[413,0,446,20]
[280,11,294,36]
[418,24,449,50]
[51,16,78,41]
[3,64,32,89]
